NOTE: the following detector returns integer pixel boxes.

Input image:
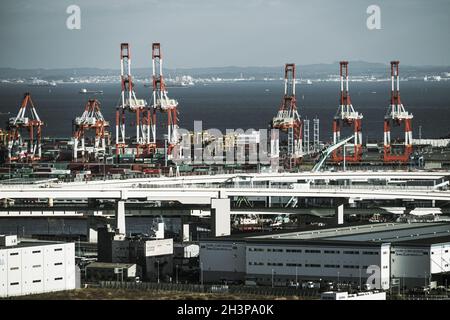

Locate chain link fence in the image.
[99,281,320,298]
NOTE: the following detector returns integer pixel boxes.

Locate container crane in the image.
[332,61,363,163]
[116,43,155,157]
[151,43,180,158]
[7,92,43,163]
[383,61,413,164]
[271,63,303,168]
[72,99,110,162]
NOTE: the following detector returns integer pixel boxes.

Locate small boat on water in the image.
[79,88,103,94]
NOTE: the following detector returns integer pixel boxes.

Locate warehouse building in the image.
[199,222,450,290]
[0,235,76,298]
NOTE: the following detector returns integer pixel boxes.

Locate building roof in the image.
[86,262,136,269]
[394,235,450,247]
[201,222,450,248]
[0,240,68,250]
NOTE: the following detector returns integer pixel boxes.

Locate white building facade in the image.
[0,235,76,298]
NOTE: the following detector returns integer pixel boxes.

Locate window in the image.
[305,249,321,254]
[10,282,19,286]
[343,265,358,269]
[9,252,19,256]
[54,262,63,266]
[324,264,340,268]
[10,267,19,271]
[54,248,63,252]
[54,277,63,281]
[32,280,41,283]
[267,262,283,266]
[32,250,41,254]
[324,250,340,254]
[286,263,302,267]
[305,264,321,268]
[286,249,302,253]
[343,250,359,255]
[33,265,41,268]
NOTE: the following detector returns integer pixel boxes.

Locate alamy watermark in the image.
[170,121,276,166]
[66,5,81,30]
[366,5,381,30]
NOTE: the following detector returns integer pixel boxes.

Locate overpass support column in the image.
[335,199,345,225]
[86,216,98,243]
[116,200,126,235]
[211,198,231,237]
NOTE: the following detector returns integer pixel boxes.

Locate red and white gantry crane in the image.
[7,92,43,163]
[151,43,179,158]
[116,43,155,157]
[332,61,363,163]
[271,63,303,167]
[72,98,110,162]
[383,60,413,163]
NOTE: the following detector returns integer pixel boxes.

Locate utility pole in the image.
[272,269,274,288]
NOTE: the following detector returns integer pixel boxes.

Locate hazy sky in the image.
[1,0,449,69]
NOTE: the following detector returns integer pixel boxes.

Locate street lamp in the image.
[157,260,160,284]
[295,266,298,286]
[271,269,274,288]
[359,267,362,291]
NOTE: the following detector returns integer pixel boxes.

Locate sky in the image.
[0,0,449,69]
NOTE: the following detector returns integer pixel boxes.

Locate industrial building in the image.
[97,224,174,282]
[0,235,76,298]
[199,222,450,290]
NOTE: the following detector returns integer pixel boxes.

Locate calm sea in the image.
[1,80,450,142]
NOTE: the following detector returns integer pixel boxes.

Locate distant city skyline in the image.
[1,0,450,69]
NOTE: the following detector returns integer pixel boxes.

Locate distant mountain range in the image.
[1,61,449,80]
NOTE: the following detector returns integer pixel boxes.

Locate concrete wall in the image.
[200,241,246,282]
[390,246,430,283]
[211,198,231,237]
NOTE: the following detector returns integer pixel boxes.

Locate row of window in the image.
[248,248,380,255]
[9,277,63,286]
[9,248,63,256]
[248,262,371,269]
[267,249,283,252]
[305,250,321,254]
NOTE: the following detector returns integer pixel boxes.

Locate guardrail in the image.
[134,182,439,191]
